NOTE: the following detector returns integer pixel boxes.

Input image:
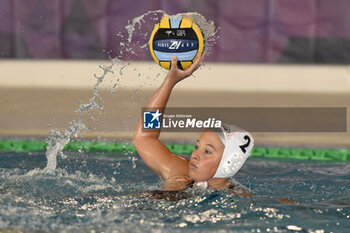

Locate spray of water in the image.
[125,10,166,44]
[182,12,219,55]
[41,60,118,173]
[32,10,218,174]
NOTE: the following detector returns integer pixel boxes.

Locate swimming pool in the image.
[0,150,349,232]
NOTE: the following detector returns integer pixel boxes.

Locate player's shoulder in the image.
[163,174,192,191]
[153,152,190,181]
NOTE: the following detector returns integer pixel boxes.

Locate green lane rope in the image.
[0,139,349,162]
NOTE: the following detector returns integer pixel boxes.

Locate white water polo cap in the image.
[213,124,254,178]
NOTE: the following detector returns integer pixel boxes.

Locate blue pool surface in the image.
[0,151,349,232]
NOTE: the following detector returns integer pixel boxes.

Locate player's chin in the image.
[188,169,196,180]
[188,169,202,181]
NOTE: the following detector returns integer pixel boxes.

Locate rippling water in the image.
[0,151,349,232]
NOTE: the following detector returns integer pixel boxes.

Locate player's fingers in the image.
[194,53,203,68]
[184,62,198,76]
[188,53,202,72]
[200,53,205,63]
[170,55,177,71]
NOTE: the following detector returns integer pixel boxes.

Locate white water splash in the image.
[24,60,117,176]
[125,10,166,43]
[182,12,219,55]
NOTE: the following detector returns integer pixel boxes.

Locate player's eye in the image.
[205,149,212,155]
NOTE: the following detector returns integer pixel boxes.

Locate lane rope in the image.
[0,140,349,162]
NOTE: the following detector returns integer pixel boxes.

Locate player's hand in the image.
[166,53,204,85]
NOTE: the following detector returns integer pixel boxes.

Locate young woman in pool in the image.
[133,53,255,198]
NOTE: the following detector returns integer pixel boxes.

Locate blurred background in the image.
[0,0,349,147]
[2,0,350,63]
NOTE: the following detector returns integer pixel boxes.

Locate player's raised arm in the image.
[133,54,204,180]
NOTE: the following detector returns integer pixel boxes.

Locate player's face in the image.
[189,130,225,181]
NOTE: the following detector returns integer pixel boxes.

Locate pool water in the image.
[0,151,349,232]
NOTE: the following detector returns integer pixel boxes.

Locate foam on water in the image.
[1,152,349,232]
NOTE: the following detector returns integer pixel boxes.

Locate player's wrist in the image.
[165,74,179,86]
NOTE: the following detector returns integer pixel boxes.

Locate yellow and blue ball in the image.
[149,15,204,70]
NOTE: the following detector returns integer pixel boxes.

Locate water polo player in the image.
[133,54,254,197]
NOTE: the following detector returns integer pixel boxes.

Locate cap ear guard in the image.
[213,127,254,178]
[216,130,226,146]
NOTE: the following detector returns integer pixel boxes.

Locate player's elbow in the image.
[132,135,141,148]
[132,134,146,152]
[133,127,144,144]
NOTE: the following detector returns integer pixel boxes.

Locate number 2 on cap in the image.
[239,135,251,153]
